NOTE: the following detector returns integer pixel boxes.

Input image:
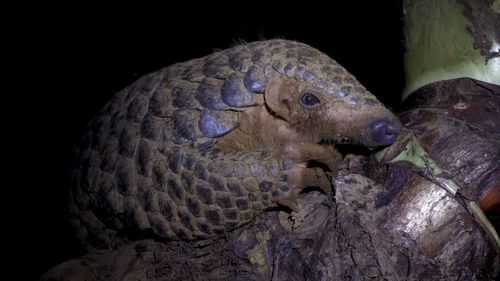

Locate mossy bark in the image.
[403,0,500,99]
[371,1,500,279]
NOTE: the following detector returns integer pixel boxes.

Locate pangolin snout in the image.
[369,119,402,146]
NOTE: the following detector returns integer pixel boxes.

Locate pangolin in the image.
[69,39,401,249]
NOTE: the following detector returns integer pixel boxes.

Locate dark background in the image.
[7,3,404,279]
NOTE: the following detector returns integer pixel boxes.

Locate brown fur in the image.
[215,105,287,151]
[214,74,397,211]
[215,75,341,174]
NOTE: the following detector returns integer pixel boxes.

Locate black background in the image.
[7,2,404,279]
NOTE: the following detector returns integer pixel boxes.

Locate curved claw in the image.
[273,166,332,212]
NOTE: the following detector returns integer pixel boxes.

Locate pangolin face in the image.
[246,40,402,147]
[289,75,402,147]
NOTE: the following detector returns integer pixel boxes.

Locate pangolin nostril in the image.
[386,123,401,135]
[370,120,402,146]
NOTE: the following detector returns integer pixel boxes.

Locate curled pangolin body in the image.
[69,39,396,249]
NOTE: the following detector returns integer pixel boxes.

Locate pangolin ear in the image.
[264,77,297,121]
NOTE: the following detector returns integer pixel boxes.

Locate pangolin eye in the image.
[299,92,320,108]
